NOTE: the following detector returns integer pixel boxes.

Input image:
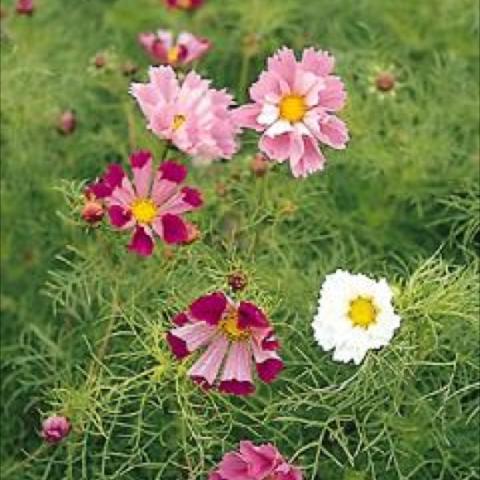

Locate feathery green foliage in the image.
[1,0,479,479]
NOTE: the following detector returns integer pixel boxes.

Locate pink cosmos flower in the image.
[16,0,34,15]
[88,150,203,256]
[166,292,283,396]
[233,47,349,178]
[138,30,211,67]
[41,416,71,444]
[130,66,238,164]
[209,441,302,480]
[164,0,204,11]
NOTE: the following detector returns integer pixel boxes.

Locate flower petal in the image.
[127,226,154,256]
[130,150,153,198]
[189,292,227,325]
[219,342,255,396]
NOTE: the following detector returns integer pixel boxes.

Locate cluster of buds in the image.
[227,271,248,292]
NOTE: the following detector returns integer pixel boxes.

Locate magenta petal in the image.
[104,164,125,189]
[218,380,255,396]
[237,301,269,329]
[159,161,187,184]
[108,205,132,227]
[127,226,154,256]
[130,149,152,168]
[173,312,189,326]
[189,292,227,325]
[161,214,188,244]
[181,187,203,208]
[257,358,284,383]
[166,331,190,359]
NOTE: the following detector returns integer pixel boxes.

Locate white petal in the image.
[257,103,280,125]
[264,119,293,137]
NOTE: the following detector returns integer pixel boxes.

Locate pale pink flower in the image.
[16,0,34,15]
[233,47,349,178]
[209,441,302,480]
[88,151,203,256]
[130,66,238,164]
[41,416,71,444]
[138,30,211,67]
[167,292,283,396]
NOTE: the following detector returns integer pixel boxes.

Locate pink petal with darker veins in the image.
[167,321,217,359]
[188,335,229,387]
[218,342,255,396]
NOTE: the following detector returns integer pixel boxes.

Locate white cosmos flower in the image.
[312,269,401,365]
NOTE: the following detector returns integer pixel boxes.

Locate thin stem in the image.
[238,52,251,103]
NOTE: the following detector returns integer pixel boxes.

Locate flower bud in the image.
[250,153,270,177]
[182,222,201,244]
[94,54,106,69]
[57,110,77,135]
[122,61,138,77]
[82,196,104,225]
[228,271,248,292]
[41,416,71,444]
[375,71,395,92]
[16,0,34,15]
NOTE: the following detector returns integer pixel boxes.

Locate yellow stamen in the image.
[348,297,377,329]
[279,94,307,123]
[219,308,250,342]
[172,114,186,131]
[131,198,157,224]
[167,46,181,64]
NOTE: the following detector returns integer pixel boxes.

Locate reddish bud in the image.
[182,222,201,245]
[94,54,106,69]
[82,195,104,225]
[228,271,248,292]
[215,182,228,198]
[41,416,71,444]
[375,71,396,92]
[57,110,77,135]
[16,0,34,15]
[122,61,138,77]
[250,153,270,177]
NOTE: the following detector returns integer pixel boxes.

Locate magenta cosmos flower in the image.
[233,47,349,178]
[130,67,238,164]
[209,441,302,480]
[164,0,204,10]
[139,30,211,67]
[41,416,71,444]
[88,150,203,256]
[167,292,283,396]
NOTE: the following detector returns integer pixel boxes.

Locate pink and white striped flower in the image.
[233,47,349,178]
[209,441,302,480]
[138,30,211,67]
[88,150,203,256]
[130,66,238,164]
[166,292,283,396]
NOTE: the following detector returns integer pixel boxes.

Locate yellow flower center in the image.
[172,114,186,131]
[348,297,377,329]
[167,46,181,64]
[279,94,307,123]
[219,308,250,342]
[131,198,157,224]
